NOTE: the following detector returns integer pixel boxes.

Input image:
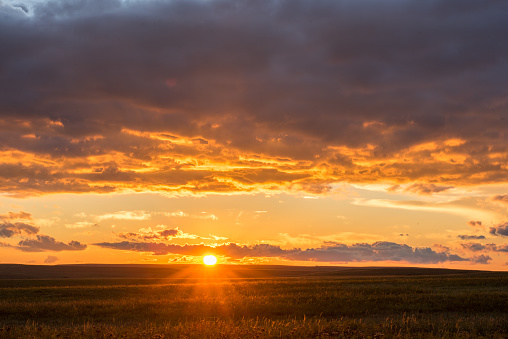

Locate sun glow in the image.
[203,255,217,266]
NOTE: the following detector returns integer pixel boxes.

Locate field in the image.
[0,265,507,338]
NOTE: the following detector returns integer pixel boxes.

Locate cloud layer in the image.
[94,240,466,264]
[0,0,507,196]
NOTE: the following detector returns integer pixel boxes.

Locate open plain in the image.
[0,265,507,338]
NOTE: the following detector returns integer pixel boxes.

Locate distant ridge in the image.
[0,264,497,280]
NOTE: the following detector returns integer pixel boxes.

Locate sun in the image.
[203,255,217,266]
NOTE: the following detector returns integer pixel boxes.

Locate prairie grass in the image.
[0,274,507,338]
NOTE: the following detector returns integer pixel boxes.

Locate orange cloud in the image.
[491,195,508,204]
[0,211,32,220]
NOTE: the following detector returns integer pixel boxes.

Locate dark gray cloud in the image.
[459,243,508,254]
[285,242,467,264]
[458,235,485,240]
[470,254,491,264]
[489,223,508,237]
[94,240,466,264]
[0,222,39,238]
[0,0,507,195]
[460,242,486,252]
[17,235,87,252]
[486,244,508,253]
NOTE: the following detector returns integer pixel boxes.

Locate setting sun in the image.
[203,255,217,266]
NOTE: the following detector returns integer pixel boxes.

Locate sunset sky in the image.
[1,0,507,270]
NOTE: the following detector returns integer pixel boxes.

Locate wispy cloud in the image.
[160,211,218,221]
[389,183,454,195]
[276,232,383,248]
[44,255,59,264]
[352,198,492,219]
[65,221,97,229]
[97,211,152,222]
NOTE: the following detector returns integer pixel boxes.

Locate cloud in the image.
[486,244,508,253]
[467,221,483,228]
[97,210,151,222]
[0,218,82,256]
[0,222,39,238]
[470,254,491,264]
[432,244,450,253]
[16,235,87,252]
[44,255,59,264]
[209,234,228,241]
[285,242,467,264]
[65,221,97,229]
[352,198,485,217]
[491,195,508,204]
[460,242,486,252]
[404,183,454,195]
[169,256,196,263]
[489,223,508,237]
[160,211,218,221]
[0,241,12,248]
[460,243,508,254]
[159,229,179,238]
[0,211,32,220]
[458,235,485,240]
[94,240,466,264]
[116,226,199,242]
[0,1,29,16]
[163,211,188,218]
[0,0,506,196]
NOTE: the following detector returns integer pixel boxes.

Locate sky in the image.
[0,0,507,269]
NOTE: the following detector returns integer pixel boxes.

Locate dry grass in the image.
[0,272,507,338]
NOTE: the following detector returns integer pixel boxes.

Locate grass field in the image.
[0,265,507,338]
